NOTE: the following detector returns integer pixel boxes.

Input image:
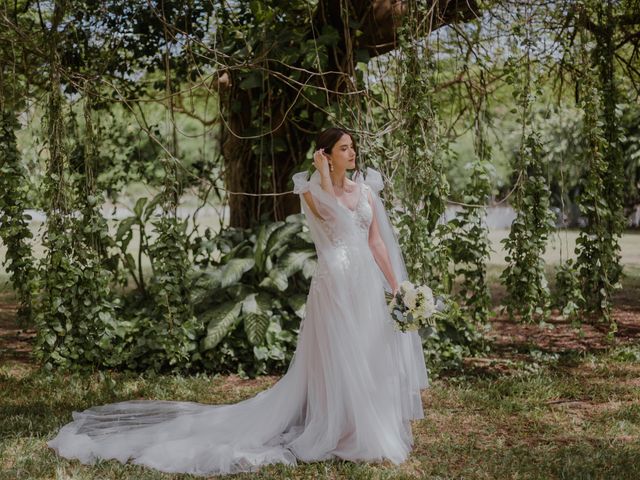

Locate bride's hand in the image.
[313,149,331,176]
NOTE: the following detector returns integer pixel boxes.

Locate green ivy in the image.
[574,73,621,323]
[449,159,493,324]
[376,0,486,370]
[34,75,119,370]
[0,109,36,323]
[500,14,555,323]
[393,0,451,291]
[572,1,624,323]
[142,215,200,371]
[554,259,583,321]
[447,90,494,325]
[501,129,555,322]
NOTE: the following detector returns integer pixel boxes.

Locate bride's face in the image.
[327,134,356,171]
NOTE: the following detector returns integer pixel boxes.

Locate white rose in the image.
[399,280,413,294]
[423,294,436,318]
[418,285,433,303]
[403,289,417,310]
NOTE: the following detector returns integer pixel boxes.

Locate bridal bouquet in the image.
[385,280,438,332]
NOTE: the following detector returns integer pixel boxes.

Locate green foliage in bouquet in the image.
[385,282,437,333]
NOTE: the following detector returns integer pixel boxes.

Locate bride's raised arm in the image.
[298,149,337,221]
[292,148,349,227]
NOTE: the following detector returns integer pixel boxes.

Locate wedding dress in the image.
[47,167,429,476]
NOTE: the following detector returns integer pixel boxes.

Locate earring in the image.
[329,162,334,172]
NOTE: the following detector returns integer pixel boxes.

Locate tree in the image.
[216,0,479,227]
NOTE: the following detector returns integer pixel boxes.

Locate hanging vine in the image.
[448,78,493,324]
[500,4,555,323]
[34,2,118,369]
[144,171,201,370]
[0,108,36,324]
[392,0,451,292]
[573,2,623,325]
[141,34,201,370]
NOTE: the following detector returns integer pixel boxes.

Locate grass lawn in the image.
[1,232,639,479]
[1,344,639,479]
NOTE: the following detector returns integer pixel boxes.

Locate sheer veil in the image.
[354,167,409,293]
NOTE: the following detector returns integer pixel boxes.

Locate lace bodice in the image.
[292,167,408,294]
[321,183,373,247]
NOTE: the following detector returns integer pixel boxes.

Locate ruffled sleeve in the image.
[292,170,338,219]
[363,167,384,194]
[292,171,311,194]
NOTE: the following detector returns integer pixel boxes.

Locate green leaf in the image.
[277,249,316,276]
[116,217,137,242]
[302,258,317,279]
[200,301,243,351]
[133,197,148,218]
[266,223,301,257]
[190,269,222,303]
[287,294,307,319]
[124,253,137,274]
[267,269,289,291]
[254,221,284,271]
[220,258,255,288]
[142,193,165,221]
[244,313,270,345]
[254,292,275,313]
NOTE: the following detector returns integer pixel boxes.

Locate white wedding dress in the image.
[47,167,429,476]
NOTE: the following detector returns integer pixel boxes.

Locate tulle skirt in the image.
[48,244,428,476]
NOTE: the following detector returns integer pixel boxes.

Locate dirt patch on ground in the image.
[0,294,35,369]
[486,280,640,355]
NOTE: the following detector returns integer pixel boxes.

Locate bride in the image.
[47,127,429,476]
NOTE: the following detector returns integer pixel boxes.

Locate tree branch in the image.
[349,0,482,57]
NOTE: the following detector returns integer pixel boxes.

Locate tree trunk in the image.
[221,0,479,228]
[220,81,312,228]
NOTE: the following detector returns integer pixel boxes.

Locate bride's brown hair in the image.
[314,127,361,178]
